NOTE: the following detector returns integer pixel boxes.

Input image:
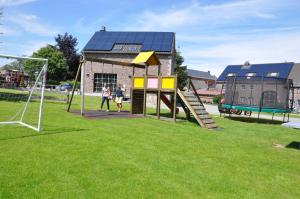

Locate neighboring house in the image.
[0,69,28,88]
[217,62,300,112]
[82,28,176,97]
[289,63,300,113]
[187,69,217,90]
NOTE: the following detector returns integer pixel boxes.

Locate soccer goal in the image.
[0,54,48,132]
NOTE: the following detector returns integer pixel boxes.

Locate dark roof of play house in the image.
[217,62,294,82]
[187,69,217,80]
[83,31,175,53]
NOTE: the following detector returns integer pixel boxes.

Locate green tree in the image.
[55,33,80,79]
[174,51,188,90]
[25,45,68,84]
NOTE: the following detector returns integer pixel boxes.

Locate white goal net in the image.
[0,54,48,132]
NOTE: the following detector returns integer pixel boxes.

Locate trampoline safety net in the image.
[223,76,292,111]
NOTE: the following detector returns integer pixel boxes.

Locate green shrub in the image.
[213,94,223,104]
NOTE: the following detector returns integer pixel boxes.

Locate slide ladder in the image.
[177,80,217,129]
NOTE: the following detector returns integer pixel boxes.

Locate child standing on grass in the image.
[100,84,111,112]
[115,86,124,112]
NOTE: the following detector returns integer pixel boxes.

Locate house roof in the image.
[132,51,161,66]
[83,31,175,53]
[217,62,294,82]
[187,69,217,80]
[196,90,221,96]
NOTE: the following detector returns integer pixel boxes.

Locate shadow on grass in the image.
[0,127,87,141]
[286,141,300,150]
[0,92,28,102]
[225,116,283,125]
[147,112,187,120]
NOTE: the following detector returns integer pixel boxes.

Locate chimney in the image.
[100,26,106,32]
[244,61,250,66]
[208,70,210,74]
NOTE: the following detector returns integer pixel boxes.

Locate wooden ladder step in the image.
[192,106,205,110]
[189,101,203,106]
[198,115,211,119]
[194,110,207,115]
[183,94,195,98]
[186,98,199,102]
[206,123,218,129]
[202,119,214,124]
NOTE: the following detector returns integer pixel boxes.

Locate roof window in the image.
[266,72,279,77]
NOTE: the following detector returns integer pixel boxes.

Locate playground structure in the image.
[67,51,217,129]
[221,75,293,121]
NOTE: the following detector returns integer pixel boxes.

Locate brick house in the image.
[187,69,217,90]
[82,28,176,97]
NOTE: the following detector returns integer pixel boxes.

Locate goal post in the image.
[0,54,48,132]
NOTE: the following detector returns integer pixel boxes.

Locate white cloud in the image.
[133,0,283,30]
[0,40,52,56]
[7,13,59,36]
[0,0,36,7]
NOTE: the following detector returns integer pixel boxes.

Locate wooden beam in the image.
[67,60,83,112]
[173,75,178,122]
[84,57,145,69]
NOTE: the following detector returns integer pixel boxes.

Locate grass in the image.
[0,95,300,198]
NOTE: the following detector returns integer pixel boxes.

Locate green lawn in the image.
[0,95,299,198]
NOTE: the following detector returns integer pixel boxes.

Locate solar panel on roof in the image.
[83,31,174,52]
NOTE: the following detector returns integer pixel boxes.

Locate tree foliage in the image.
[55,33,80,79]
[174,51,188,90]
[25,45,68,83]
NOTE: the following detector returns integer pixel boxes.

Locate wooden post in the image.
[131,65,135,114]
[143,74,147,117]
[80,57,86,116]
[173,75,178,122]
[130,78,134,114]
[67,60,83,112]
[157,76,161,119]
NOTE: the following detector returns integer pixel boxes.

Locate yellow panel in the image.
[133,77,145,88]
[161,77,175,89]
[131,51,161,66]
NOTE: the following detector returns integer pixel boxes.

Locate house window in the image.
[227,73,236,77]
[94,73,117,93]
[298,100,300,106]
[127,46,138,51]
[112,44,123,51]
[245,73,256,77]
[266,72,279,77]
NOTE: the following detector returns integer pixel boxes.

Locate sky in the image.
[0,0,300,76]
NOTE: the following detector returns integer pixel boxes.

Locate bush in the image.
[213,94,223,104]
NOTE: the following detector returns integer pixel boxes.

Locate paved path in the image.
[203,104,300,122]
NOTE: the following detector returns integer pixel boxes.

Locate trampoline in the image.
[221,76,293,114]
